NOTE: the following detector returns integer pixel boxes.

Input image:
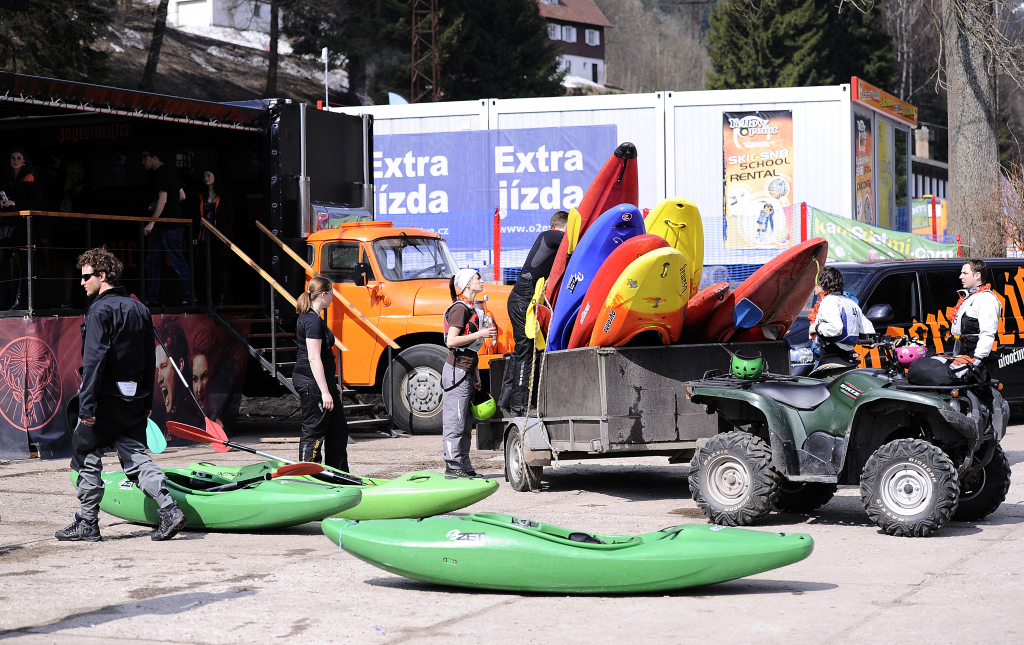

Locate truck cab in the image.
[306,221,513,433]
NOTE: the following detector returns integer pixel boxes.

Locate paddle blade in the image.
[733,298,764,330]
[274,463,324,478]
[167,421,220,445]
[566,208,582,253]
[145,418,167,454]
[206,417,231,453]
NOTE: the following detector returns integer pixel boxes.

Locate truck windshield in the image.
[372,237,458,281]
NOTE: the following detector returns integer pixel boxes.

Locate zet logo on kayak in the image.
[118,480,134,490]
[446,529,484,542]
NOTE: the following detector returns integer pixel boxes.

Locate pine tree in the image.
[0,0,114,80]
[706,0,895,91]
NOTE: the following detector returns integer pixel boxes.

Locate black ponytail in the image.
[449,276,458,302]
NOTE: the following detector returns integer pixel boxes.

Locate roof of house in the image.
[537,0,613,28]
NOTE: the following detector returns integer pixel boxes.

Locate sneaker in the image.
[151,506,188,541]
[444,466,472,478]
[55,513,101,542]
[464,469,480,478]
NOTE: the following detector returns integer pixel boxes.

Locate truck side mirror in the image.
[353,262,370,287]
[865,303,893,323]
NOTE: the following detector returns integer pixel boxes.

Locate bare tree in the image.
[139,0,170,91]
[1003,161,1024,253]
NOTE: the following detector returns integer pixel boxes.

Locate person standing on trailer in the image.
[951,259,1001,360]
[293,276,349,472]
[58,247,188,542]
[442,269,496,477]
[808,266,874,368]
[141,148,191,307]
[497,211,567,415]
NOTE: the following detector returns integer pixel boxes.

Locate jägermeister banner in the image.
[811,207,958,261]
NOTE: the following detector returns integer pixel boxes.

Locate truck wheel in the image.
[774,482,838,514]
[382,344,448,434]
[505,426,542,492]
[860,439,959,537]
[953,444,1010,522]
[689,431,780,526]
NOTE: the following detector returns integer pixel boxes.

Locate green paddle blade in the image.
[146,418,167,454]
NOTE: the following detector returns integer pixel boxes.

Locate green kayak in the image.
[70,468,361,530]
[322,513,814,593]
[187,461,499,520]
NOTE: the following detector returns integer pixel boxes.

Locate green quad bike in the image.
[686,345,1011,537]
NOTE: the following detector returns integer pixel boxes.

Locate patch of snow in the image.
[105,39,125,54]
[108,26,146,50]
[561,74,603,88]
[205,46,268,68]
[189,53,218,72]
[278,60,311,80]
[174,24,292,55]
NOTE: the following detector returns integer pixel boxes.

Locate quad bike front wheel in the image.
[953,444,1010,522]
[860,439,959,537]
[689,431,780,526]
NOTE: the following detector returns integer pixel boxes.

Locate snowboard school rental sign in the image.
[372,126,617,255]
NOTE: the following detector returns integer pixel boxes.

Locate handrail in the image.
[254,221,400,350]
[6,210,192,223]
[201,219,348,352]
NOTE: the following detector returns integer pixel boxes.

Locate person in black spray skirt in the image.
[442,269,495,477]
[293,276,349,472]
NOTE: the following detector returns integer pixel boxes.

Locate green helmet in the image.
[730,353,765,380]
[470,391,497,421]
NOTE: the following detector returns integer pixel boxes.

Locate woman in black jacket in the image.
[193,168,233,306]
[0,148,43,309]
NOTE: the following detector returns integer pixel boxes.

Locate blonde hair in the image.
[296,276,332,315]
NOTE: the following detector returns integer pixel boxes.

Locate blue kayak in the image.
[547,204,644,351]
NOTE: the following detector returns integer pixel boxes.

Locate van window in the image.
[863,272,919,326]
[924,270,961,318]
[321,242,374,283]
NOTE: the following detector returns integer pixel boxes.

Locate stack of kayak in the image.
[532,141,827,350]
[322,513,813,593]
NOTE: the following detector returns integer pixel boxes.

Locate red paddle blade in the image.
[274,463,324,478]
[166,420,219,445]
[206,417,231,453]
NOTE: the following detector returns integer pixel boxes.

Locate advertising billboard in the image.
[854,114,874,224]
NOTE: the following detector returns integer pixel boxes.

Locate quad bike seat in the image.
[752,382,831,410]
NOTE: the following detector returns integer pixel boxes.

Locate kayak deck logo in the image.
[446,529,484,541]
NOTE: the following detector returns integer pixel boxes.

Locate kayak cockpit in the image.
[471,513,643,549]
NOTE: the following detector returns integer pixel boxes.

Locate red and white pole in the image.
[493,206,501,282]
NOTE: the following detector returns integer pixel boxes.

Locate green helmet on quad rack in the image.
[470,391,497,421]
[730,353,765,380]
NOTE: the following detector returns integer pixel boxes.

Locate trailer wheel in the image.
[689,431,780,526]
[860,439,958,537]
[774,482,838,514]
[382,344,448,434]
[505,426,542,492]
[953,444,1010,522]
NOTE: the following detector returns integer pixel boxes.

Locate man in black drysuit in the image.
[56,247,188,542]
[497,211,568,415]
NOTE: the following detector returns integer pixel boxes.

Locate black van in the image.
[786,258,1024,413]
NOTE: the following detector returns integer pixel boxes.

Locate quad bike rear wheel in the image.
[953,444,1010,522]
[689,431,780,526]
[860,439,959,537]
[775,482,838,514]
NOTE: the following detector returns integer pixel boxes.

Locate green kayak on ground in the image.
[186,461,499,520]
[322,513,814,593]
[70,468,361,530]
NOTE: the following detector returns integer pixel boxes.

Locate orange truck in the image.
[305,221,513,433]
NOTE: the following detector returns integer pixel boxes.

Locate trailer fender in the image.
[502,417,552,466]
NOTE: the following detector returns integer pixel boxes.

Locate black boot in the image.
[55,513,101,542]
[151,506,188,541]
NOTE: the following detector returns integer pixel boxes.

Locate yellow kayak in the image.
[589,247,690,347]
[644,198,704,298]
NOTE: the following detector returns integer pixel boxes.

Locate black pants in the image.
[498,289,533,414]
[294,374,349,472]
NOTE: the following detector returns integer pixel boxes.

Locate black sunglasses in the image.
[81,272,101,281]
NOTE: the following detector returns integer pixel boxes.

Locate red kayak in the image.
[567,234,669,349]
[678,282,730,342]
[698,238,828,343]
[545,142,639,310]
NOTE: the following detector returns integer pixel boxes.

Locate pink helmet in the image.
[896,345,928,366]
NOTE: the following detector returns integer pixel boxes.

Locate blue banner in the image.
[373,126,618,258]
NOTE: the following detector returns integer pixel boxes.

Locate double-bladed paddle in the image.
[167,421,367,486]
[132,294,230,453]
[203,462,324,492]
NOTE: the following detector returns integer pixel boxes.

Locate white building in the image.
[538,0,611,87]
[168,0,271,32]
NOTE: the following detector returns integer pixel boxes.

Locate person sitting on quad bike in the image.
[808,266,874,378]
[951,259,1001,360]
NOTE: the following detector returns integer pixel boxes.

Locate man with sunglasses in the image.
[141,149,191,306]
[952,259,1001,360]
[57,247,187,542]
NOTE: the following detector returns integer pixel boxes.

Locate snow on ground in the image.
[173,24,293,55]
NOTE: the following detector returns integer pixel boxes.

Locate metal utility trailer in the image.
[477,341,790,491]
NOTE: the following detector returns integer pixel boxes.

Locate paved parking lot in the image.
[1,421,1022,644]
